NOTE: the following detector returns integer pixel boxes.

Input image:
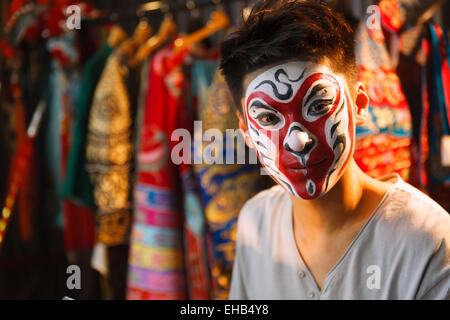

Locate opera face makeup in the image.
[244,60,355,199]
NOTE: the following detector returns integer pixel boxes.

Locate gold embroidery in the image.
[86,53,133,245]
[89,170,131,209]
[97,209,132,246]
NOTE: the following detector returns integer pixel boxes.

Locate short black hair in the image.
[220,0,356,111]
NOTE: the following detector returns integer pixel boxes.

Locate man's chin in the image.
[288,186,327,200]
[281,173,330,200]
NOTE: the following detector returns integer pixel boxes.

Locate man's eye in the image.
[308,100,333,116]
[256,113,280,126]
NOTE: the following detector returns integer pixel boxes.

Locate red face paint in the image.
[245,61,355,199]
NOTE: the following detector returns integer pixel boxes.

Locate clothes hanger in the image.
[415,0,446,26]
[173,2,230,54]
[402,0,447,30]
[107,24,128,48]
[117,19,153,57]
[393,0,447,58]
[129,11,177,67]
[135,19,153,43]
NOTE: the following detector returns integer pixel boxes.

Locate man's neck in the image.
[289,160,384,239]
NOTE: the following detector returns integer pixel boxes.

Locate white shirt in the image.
[229,174,450,300]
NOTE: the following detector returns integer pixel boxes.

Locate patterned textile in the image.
[193,67,271,299]
[86,50,134,246]
[128,44,219,299]
[128,47,187,300]
[354,0,413,180]
[45,32,96,252]
[62,44,113,210]
[60,44,112,252]
[179,164,210,299]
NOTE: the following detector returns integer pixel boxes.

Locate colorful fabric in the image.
[61,69,96,252]
[427,25,450,187]
[128,44,216,299]
[418,37,430,189]
[178,59,213,300]
[11,70,34,243]
[45,33,96,252]
[62,44,113,209]
[5,0,47,45]
[128,44,189,300]
[45,59,65,229]
[354,0,413,181]
[179,167,210,299]
[86,49,134,246]
[133,58,150,172]
[192,67,271,299]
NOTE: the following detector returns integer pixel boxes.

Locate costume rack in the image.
[82,0,251,25]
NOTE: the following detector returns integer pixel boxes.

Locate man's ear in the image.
[236,110,255,149]
[354,82,370,126]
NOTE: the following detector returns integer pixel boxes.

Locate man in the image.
[219,0,450,299]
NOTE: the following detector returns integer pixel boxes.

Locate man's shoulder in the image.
[239,185,287,223]
[374,180,450,299]
[236,185,288,244]
[375,180,450,248]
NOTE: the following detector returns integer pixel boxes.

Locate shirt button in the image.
[297,270,306,278]
[308,291,315,298]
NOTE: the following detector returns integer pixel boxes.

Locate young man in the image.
[220,0,450,299]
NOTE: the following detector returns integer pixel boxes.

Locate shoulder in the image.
[378,180,450,299]
[374,178,450,253]
[236,185,288,245]
[238,185,287,224]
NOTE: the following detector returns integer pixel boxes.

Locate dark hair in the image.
[220,0,356,111]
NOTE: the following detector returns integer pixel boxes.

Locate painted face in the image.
[244,61,355,199]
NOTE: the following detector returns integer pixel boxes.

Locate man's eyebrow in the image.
[304,83,329,106]
[250,100,277,112]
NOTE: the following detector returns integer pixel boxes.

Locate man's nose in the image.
[284,128,313,154]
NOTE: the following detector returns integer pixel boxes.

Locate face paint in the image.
[244,61,355,199]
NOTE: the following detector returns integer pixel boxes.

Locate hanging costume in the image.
[0,0,67,299]
[128,44,188,300]
[85,38,141,299]
[192,67,273,299]
[424,24,450,210]
[363,0,450,211]
[86,50,134,246]
[128,42,211,300]
[63,44,113,210]
[354,0,413,180]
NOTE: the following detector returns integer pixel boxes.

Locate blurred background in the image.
[0,0,449,300]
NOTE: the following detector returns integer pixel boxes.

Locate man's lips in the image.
[283,158,327,170]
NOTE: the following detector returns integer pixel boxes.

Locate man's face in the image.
[243,60,355,199]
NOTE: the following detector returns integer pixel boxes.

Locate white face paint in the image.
[244,60,355,199]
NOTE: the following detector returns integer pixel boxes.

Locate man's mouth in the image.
[283,158,327,170]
